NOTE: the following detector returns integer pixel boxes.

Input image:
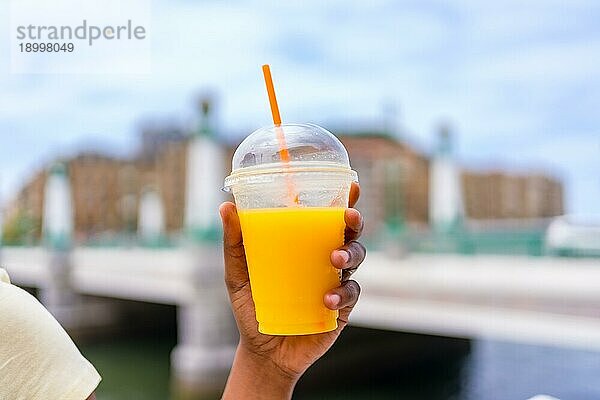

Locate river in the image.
[80,334,600,399]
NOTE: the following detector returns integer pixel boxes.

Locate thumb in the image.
[219,202,250,293]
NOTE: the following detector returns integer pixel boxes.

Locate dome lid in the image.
[224,123,356,190]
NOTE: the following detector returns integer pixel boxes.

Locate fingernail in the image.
[338,250,350,264]
[329,294,341,307]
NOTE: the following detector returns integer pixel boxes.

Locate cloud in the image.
[0,0,598,215]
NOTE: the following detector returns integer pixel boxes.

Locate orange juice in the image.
[238,207,345,335]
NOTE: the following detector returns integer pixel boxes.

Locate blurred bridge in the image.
[3,247,600,352]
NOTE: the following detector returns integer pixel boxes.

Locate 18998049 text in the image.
[19,42,74,53]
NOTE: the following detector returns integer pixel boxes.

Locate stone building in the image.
[462,171,563,220]
[3,128,564,244]
[3,131,189,244]
[339,133,429,237]
[2,169,46,244]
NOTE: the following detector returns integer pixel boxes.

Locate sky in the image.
[0,0,599,214]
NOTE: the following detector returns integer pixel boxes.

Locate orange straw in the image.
[262,65,291,163]
[262,64,281,125]
[261,64,297,204]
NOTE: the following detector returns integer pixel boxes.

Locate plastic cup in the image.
[223,123,358,335]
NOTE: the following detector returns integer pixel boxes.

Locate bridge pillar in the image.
[40,249,78,327]
[40,162,117,333]
[40,249,119,334]
[40,162,79,328]
[171,244,237,399]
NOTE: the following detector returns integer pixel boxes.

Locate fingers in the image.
[324,280,361,310]
[336,208,366,280]
[348,182,360,208]
[344,208,364,242]
[219,202,249,294]
[219,202,243,254]
[330,240,366,272]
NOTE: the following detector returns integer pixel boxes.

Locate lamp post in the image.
[429,125,464,235]
[43,162,73,250]
[184,97,225,242]
[172,96,236,399]
[138,186,166,247]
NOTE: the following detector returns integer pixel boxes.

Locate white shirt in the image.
[0,268,101,400]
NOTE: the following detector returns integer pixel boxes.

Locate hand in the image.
[220,182,366,399]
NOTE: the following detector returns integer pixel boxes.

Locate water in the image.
[80,337,174,400]
[81,335,600,400]
[463,340,600,400]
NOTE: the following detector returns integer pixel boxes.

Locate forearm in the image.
[222,344,299,400]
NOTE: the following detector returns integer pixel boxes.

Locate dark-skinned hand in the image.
[220,182,366,400]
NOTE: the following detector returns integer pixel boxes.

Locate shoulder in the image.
[0,269,48,333]
[0,268,101,400]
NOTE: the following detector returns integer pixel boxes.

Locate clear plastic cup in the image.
[224,123,358,335]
